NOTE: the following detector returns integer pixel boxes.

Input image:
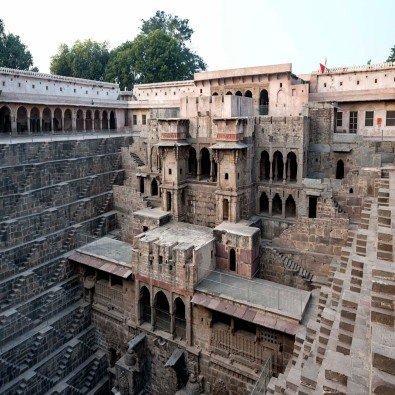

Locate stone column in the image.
[64,116,67,132]
[269,198,273,216]
[135,280,140,325]
[287,158,291,182]
[282,198,286,218]
[72,113,77,132]
[150,285,155,331]
[170,298,175,339]
[283,159,287,184]
[210,159,214,181]
[186,299,191,346]
[197,158,201,180]
[269,161,273,183]
[27,117,31,134]
[38,118,42,133]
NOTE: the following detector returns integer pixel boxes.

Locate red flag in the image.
[320,63,326,73]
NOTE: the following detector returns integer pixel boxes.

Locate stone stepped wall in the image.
[0,136,130,394]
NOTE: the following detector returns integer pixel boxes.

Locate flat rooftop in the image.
[195,271,311,321]
[139,221,214,249]
[214,221,259,237]
[133,207,170,220]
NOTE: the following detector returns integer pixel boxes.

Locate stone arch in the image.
[94,110,101,130]
[272,193,282,216]
[188,146,197,176]
[42,107,51,132]
[272,151,284,182]
[16,106,28,133]
[285,195,296,217]
[260,150,270,180]
[235,91,242,96]
[139,285,151,323]
[85,110,93,130]
[174,297,186,340]
[336,159,344,179]
[259,89,269,115]
[200,147,210,178]
[64,109,72,131]
[245,90,252,98]
[30,107,40,133]
[277,89,285,104]
[154,291,170,332]
[151,178,158,196]
[212,92,219,96]
[229,248,236,271]
[53,108,62,131]
[102,110,109,130]
[226,91,233,95]
[0,105,11,133]
[76,109,84,130]
[110,110,116,130]
[286,152,297,182]
[260,192,269,213]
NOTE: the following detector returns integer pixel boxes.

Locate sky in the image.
[1,0,394,75]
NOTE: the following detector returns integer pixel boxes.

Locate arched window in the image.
[286,152,297,182]
[85,110,93,130]
[188,147,197,176]
[259,89,269,115]
[151,178,158,196]
[223,199,229,221]
[94,110,101,130]
[235,91,242,96]
[229,248,236,271]
[260,192,269,213]
[285,195,296,217]
[349,188,353,194]
[336,160,344,179]
[110,110,116,130]
[64,109,72,131]
[42,107,52,132]
[212,92,219,96]
[16,106,28,133]
[139,286,151,324]
[54,108,62,131]
[245,90,252,98]
[76,109,84,131]
[0,106,11,133]
[102,110,108,130]
[155,291,170,332]
[226,91,233,95]
[200,147,210,178]
[272,193,282,216]
[260,151,270,180]
[272,151,284,182]
[174,298,186,340]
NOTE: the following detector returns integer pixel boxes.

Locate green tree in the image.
[140,10,193,42]
[387,45,395,62]
[50,39,110,81]
[0,19,34,70]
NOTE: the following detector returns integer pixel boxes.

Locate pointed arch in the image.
[272,193,282,216]
[260,192,269,214]
[151,178,158,196]
[54,108,62,131]
[0,106,11,133]
[286,152,297,182]
[64,109,72,131]
[155,291,170,332]
[259,89,269,115]
[272,151,284,182]
[245,90,252,98]
[285,195,296,217]
[260,150,270,180]
[139,286,151,323]
[17,106,28,133]
[85,110,93,130]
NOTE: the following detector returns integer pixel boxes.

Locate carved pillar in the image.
[274,156,278,182]
[282,198,286,218]
[210,159,214,182]
[283,158,287,184]
[27,117,31,134]
[269,197,273,216]
[287,158,291,182]
[269,161,273,183]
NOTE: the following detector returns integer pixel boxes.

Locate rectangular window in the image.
[336,112,343,127]
[349,111,358,133]
[132,114,137,125]
[142,114,147,125]
[386,111,395,126]
[365,111,374,126]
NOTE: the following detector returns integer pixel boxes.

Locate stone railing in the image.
[94,281,124,311]
[318,61,395,75]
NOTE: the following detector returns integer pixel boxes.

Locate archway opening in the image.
[17,106,28,133]
[110,110,116,130]
[260,192,269,214]
[287,152,297,182]
[223,199,229,221]
[229,248,236,271]
[245,90,252,98]
[42,107,51,132]
[0,106,11,133]
[336,160,344,179]
[102,111,108,130]
[155,291,170,332]
[272,151,284,182]
[200,147,210,178]
[64,109,72,131]
[166,191,172,211]
[174,297,186,340]
[272,193,282,216]
[76,109,84,130]
[188,146,197,176]
[260,150,270,180]
[151,178,158,196]
[94,110,101,130]
[285,195,296,217]
[226,91,232,95]
[139,177,145,194]
[235,91,242,96]
[139,286,151,324]
[30,107,40,133]
[259,89,269,115]
[85,110,92,131]
[212,92,219,96]
[54,108,62,131]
